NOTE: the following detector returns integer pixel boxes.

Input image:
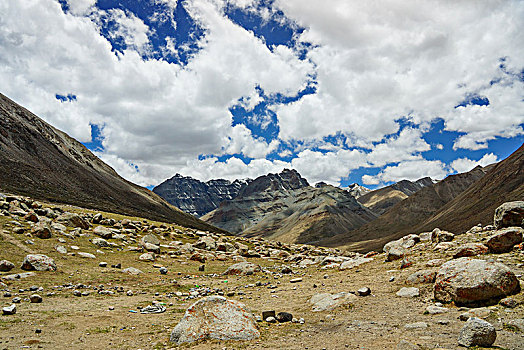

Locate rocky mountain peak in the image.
[237,168,310,198]
[345,183,371,199]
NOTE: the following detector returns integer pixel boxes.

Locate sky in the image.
[1,0,523,190]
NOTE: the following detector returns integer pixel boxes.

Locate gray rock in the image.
[141,234,160,247]
[93,226,113,239]
[122,267,143,275]
[170,296,259,344]
[396,340,419,350]
[92,237,109,248]
[434,257,520,305]
[425,305,448,314]
[494,201,524,229]
[2,304,16,315]
[55,245,67,254]
[224,262,261,276]
[265,316,277,323]
[357,287,371,296]
[457,317,496,347]
[310,292,358,312]
[458,307,494,321]
[431,228,454,243]
[77,252,96,259]
[276,312,293,323]
[159,267,168,275]
[406,270,436,284]
[143,242,160,254]
[99,262,107,267]
[396,287,420,298]
[340,257,373,270]
[56,212,90,229]
[31,221,51,239]
[0,260,15,272]
[486,227,523,253]
[139,252,155,261]
[21,254,56,271]
[192,236,216,250]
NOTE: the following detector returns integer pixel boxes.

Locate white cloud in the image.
[451,153,499,174]
[363,158,448,185]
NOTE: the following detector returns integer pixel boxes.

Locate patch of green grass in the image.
[0,317,22,329]
[87,326,113,334]
[58,321,76,330]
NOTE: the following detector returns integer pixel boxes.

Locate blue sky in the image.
[1,0,523,190]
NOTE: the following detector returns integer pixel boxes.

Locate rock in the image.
[265,316,277,323]
[486,227,523,253]
[92,213,103,224]
[56,212,90,229]
[2,272,35,280]
[459,307,494,321]
[99,262,107,267]
[357,287,371,296]
[281,266,293,274]
[139,252,155,262]
[73,290,81,297]
[198,264,205,271]
[189,252,206,263]
[453,243,489,258]
[30,294,42,303]
[31,221,51,239]
[77,252,96,259]
[21,254,56,271]
[506,318,524,332]
[396,287,420,298]
[426,259,445,267]
[92,237,110,248]
[383,235,420,261]
[262,310,275,320]
[457,317,496,347]
[431,228,454,243]
[141,234,160,247]
[12,297,21,303]
[2,304,16,315]
[494,201,524,229]
[406,270,437,284]
[170,296,259,344]
[499,297,518,308]
[425,305,448,314]
[290,278,302,283]
[122,267,143,275]
[276,312,293,323]
[193,236,216,250]
[404,322,428,329]
[93,226,113,239]
[434,257,520,305]
[396,340,419,350]
[399,258,413,269]
[224,262,261,276]
[143,242,161,254]
[310,292,358,312]
[0,260,15,272]
[55,245,67,254]
[24,211,39,222]
[339,257,373,270]
[159,267,168,275]
[386,247,405,262]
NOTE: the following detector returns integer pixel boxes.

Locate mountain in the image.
[419,144,523,233]
[322,166,488,252]
[153,174,251,217]
[345,183,371,199]
[357,177,434,215]
[202,169,377,244]
[0,93,220,232]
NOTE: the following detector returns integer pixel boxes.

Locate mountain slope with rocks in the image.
[153,174,251,217]
[322,166,489,251]
[202,170,377,245]
[0,93,219,232]
[358,177,434,215]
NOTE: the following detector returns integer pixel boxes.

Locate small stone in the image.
[499,297,518,308]
[35,329,42,334]
[30,294,42,303]
[457,317,496,347]
[276,312,293,323]
[396,287,419,298]
[126,290,133,296]
[73,290,81,297]
[159,267,168,275]
[12,297,21,303]
[122,267,142,275]
[357,287,371,296]
[0,260,15,272]
[425,305,448,314]
[3,292,11,298]
[99,262,107,267]
[198,264,205,272]
[55,245,67,254]
[108,306,115,311]
[77,252,96,259]
[290,278,302,283]
[2,304,16,315]
[265,316,277,323]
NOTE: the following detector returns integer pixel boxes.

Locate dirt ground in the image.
[0,205,523,350]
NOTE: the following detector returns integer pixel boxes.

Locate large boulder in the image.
[193,236,217,250]
[224,262,261,276]
[431,228,454,243]
[170,296,259,345]
[434,258,520,305]
[93,226,113,239]
[494,201,524,229]
[21,254,56,271]
[0,260,15,272]
[31,221,52,239]
[56,212,90,229]
[141,234,160,247]
[486,227,523,253]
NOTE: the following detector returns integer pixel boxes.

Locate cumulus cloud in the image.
[363,158,448,185]
[451,153,499,173]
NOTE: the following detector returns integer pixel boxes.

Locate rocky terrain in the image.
[153,175,251,217]
[0,93,218,233]
[202,170,377,245]
[344,183,371,199]
[0,193,523,349]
